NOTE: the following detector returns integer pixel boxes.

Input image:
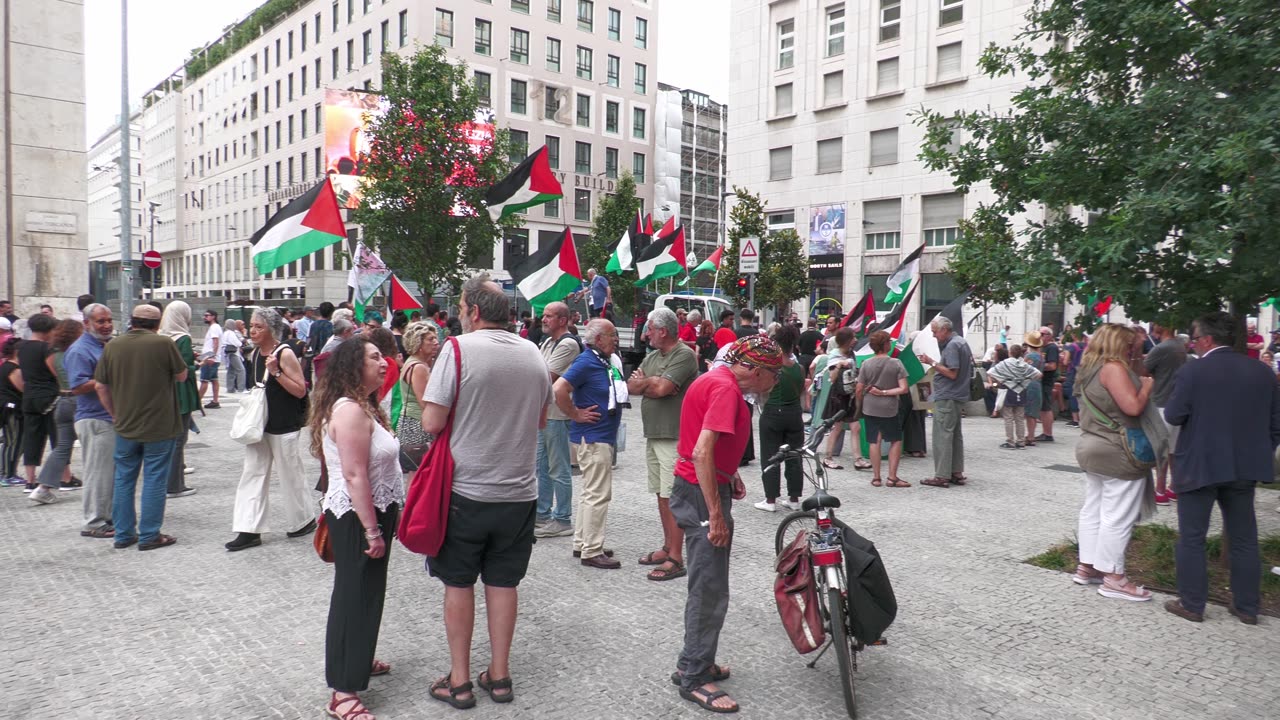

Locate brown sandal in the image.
[647,559,687,581]
[886,478,911,488]
[370,659,390,676]
[430,675,476,709]
[871,477,883,487]
[921,477,949,488]
[327,693,376,720]
[639,546,670,566]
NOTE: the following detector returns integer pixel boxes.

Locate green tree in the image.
[354,45,515,295]
[718,187,809,312]
[917,0,1280,332]
[579,173,641,317]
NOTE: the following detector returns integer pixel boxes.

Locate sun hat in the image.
[1023,331,1044,348]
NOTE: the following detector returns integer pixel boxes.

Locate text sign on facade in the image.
[25,211,77,235]
[739,236,760,274]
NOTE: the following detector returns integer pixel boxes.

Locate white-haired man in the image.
[918,315,972,488]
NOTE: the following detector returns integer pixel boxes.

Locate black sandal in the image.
[871,477,883,487]
[430,675,476,709]
[679,684,740,714]
[477,669,513,703]
[670,664,731,685]
[647,559,687,581]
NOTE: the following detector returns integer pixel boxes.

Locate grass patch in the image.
[1027,525,1280,617]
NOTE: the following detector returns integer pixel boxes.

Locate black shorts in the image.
[426,493,536,588]
[862,414,903,443]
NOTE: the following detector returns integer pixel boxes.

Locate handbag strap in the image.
[250,343,287,388]
[1078,372,1122,431]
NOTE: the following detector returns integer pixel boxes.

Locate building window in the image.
[923,192,964,246]
[604,147,618,178]
[544,85,562,120]
[635,17,648,48]
[774,83,793,115]
[575,141,592,173]
[545,198,560,217]
[475,71,492,106]
[606,55,620,87]
[632,107,646,139]
[332,1,339,31]
[332,47,340,78]
[300,108,308,138]
[436,9,454,47]
[548,0,562,22]
[863,198,902,251]
[315,104,322,134]
[578,1,594,32]
[607,7,620,40]
[576,94,591,127]
[940,117,961,154]
[605,101,620,133]
[511,0,530,13]
[575,189,591,221]
[546,135,561,168]
[634,62,646,94]
[511,29,529,63]
[777,20,795,70]
[509,129,529,162]
[576,46,593,79]
[301,24,308,52]
[510,79,527,114]
[363,0,372,14]
[869,128,898,166]
[632,152,645,183]
[823,71,843,104]
[475,19,492,55]
[811,138,840,175]
[880,0,901,42]
[503,230,529,271]
[347,0,354,23]
[363,30,372,64]
[769,146,792,181]
[399,10,408,46]
[315,58,321,87]
[315,13,321,43]
[301,67,308,95]
[826,6,845,57]
[937,42,963,81]
[547,38,561,71]
[876,57,900,93]
[940,0,963,27]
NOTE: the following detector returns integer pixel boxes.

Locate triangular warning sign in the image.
[741,238,758,257]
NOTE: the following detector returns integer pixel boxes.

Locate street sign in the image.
[142,250,162,269]
[738,236,760,274]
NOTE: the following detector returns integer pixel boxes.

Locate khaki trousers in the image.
[572,441,613,559]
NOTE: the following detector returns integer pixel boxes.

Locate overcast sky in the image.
[85,0,730,144]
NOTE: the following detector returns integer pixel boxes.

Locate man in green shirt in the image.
[95,304,188,551]
[627,307,699,582]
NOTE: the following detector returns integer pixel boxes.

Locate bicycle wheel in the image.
[828,587,858,719]
[774,510,817,555]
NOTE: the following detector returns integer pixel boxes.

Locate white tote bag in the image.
[229,345,283,445]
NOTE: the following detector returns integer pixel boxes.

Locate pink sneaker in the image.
[1154,492,1171,506]
[1072,564,1104,586]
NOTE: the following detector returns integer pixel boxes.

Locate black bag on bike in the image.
[774,530,827,655]
[832,518,897,643]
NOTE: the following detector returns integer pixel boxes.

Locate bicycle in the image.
[764,409,862,719]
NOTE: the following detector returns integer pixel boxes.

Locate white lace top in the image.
[322,398,406,518]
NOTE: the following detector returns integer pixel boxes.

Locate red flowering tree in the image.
[353,45,514,294]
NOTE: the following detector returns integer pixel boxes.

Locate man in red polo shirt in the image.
[712,310,738,349]
[669,335,783,714]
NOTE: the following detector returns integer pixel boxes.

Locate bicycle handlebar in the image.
[763,409,848,469]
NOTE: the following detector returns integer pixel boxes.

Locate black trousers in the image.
[325,503,399,693]
[759,402,804,500]
[898,395,927,455]
[739,404,756,464]
[1174,481,1259,616]
[1,408,22,477]
[22,406,56,467]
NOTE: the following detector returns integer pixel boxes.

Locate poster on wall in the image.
[324,88,382,209]
[808,203,846,256]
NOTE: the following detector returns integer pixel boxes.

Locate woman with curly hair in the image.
[312,336,404,720]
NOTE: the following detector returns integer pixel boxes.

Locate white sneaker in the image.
[1271,567,1280,577]
[29,486,58,505]
[184,466,195,475]
[777,499,800,510]
[753,500,776,513]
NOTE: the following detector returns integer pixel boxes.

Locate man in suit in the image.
[1163,311,1280,624]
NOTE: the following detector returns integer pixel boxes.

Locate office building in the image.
[654,82,727,264]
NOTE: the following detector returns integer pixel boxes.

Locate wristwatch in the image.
[273,370,282,378]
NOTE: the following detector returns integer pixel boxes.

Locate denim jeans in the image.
[535,419,573,524]
[112,436,176,544]
[36,396,77,489]
[225,351,246,393]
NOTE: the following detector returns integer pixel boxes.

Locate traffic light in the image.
[736,277,748,298]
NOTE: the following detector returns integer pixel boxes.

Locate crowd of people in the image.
[5,284,1279,717]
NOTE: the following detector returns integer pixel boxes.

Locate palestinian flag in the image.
[485,146,563,221]
[884,245,923,305]
[606,208,648,273]
[680,245,724,286]
[250,179,345,275]
[390,275,423,312]
[855,281,918,362]
[512,228,582,315]
[840,289,877,337]
[633,223,686,287]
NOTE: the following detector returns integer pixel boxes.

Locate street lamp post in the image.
[147,201,159,297]
[715,191,736,295]
[117,0,134,319]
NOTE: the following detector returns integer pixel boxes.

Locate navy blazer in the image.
[1163,347,1280,492]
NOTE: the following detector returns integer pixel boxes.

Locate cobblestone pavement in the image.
[2,396,1278,720]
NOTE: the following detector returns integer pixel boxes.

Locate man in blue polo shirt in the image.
[63,303,116,538]
[554,318,622,569]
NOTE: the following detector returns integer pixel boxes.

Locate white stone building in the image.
[89,0,660,303]
[1,0,88,316]
[728,0,1102,347]
[654,82,728,265]
[87,115,145,305]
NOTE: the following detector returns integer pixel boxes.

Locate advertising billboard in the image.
[323,88,382,209]
[808,203,846,256]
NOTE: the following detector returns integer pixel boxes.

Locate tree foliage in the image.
[353,45,515,294]
[580,173,641,317]
[717,187,809,312]
[917,0,1280,329]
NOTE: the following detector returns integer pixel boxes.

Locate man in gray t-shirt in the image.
[534,301,581,537]
[1145,323,1188,502]
[918,316,972,487]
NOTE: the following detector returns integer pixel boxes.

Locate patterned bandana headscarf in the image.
[724,335,784,370]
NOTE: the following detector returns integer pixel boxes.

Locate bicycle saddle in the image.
[802,489,841,511]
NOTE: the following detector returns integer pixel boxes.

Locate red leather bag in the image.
[774,529,827,654]
[397,337,461,557]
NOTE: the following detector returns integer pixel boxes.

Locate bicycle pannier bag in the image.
[774,530,827,655]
